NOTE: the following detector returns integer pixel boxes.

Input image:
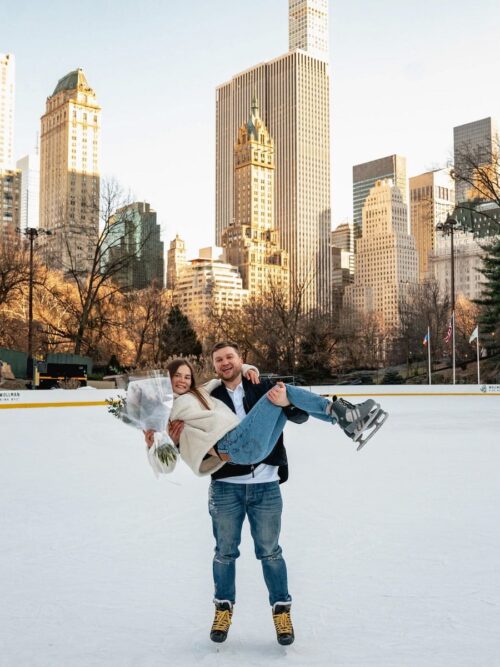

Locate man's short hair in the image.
[211,341,240,356]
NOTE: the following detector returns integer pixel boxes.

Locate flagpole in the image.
[427,325,432,385]
[452,310,456,385]
[476,326,480,385]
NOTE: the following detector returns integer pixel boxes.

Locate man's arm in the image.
[258,379,309,424]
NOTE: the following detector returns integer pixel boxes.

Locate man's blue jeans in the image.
[208,480,291,606]
[216,384,335,464]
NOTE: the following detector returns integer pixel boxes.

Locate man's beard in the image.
[220,368,242,383]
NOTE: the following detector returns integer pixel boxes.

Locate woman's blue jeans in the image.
[216,385,335,464]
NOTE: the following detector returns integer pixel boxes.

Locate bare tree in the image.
[0,236,30,308]
[44,179,155,356]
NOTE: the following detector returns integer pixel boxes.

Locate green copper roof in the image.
[52,69,89,96]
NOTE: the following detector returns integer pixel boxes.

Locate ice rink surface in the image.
[1,388,499,666]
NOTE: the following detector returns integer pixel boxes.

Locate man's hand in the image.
[168,420,185,446]
[144,429,155,449]
[245,368,260,384]
[267,381,291,407]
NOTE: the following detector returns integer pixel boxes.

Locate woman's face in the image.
[171,364,192,395]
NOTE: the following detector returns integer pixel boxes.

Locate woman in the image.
[145,359,386,477]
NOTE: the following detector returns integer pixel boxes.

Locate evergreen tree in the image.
[382,369,405,384]
[159,305,202,359]
[475,239,500,353]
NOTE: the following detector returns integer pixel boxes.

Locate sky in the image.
[4,0,500,258]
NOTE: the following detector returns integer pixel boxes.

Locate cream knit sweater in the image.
[169,366,258,476]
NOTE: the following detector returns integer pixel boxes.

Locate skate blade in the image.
[356,411,388,450]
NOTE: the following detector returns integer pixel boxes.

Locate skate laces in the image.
[273,608,293,635]
[212,608,232,632]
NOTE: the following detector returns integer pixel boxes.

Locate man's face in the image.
[212,346,244,383]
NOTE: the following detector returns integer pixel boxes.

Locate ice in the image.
[0,388,499,666]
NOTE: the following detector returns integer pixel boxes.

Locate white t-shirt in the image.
[218,382,279,485]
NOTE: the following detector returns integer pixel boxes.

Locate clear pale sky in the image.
[4,0,500,257]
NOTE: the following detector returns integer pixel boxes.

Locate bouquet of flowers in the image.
[106,370,177,477]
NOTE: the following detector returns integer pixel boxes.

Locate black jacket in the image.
[210,377,308,484]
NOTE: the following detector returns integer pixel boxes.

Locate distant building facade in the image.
[166,234,187,290]
[330,222,354,289]
[344,179,418,330]
[429,202,500,303]
[0,53,15,170]
[353,155,407,239]
[0,168,21,239]
[409,169,455,282]
[105,202,164,290]
[222,99,288,297]
[39,69,101,272]
[453,117,499,203]
[16,154,40,229]
[172,245,248,324]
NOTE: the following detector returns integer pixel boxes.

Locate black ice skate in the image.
[330,397,388,450]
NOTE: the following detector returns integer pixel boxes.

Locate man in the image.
[169,341,308,646]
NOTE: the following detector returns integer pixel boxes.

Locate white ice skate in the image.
[332,398,388,450]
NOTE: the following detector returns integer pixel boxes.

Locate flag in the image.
[469,326,478,343]
[444,321,452,343]
[423,332,429,346]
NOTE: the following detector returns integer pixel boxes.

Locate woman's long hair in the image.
[167,358,210,410]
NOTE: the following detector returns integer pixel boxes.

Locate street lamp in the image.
[17,227,52,387]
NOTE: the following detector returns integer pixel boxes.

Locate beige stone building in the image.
[172,245,248,324]
[166,234,187,290]
[222,99,288,297]
[39,69,100,272]
[409,169,455,282]
[344,179,418,330]
[216,1,331,312]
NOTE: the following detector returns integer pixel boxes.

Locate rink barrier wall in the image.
[0,384,500,409]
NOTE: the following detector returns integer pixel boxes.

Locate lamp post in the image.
[17,227,52,386]
[436,214,458,383]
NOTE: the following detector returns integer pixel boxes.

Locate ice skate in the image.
[272,602,294,646]
[329,397,388,450]
[210,600,233,643]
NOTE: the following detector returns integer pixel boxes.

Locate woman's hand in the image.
[144,429,155,449]
[168,420,185,446]
[244,368,260,384]
[267,381,291,407]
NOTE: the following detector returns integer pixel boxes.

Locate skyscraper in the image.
[353,155,407,238]
[166,234,187,290]
[344,179,418,330]
[409,169,454,282]
[16,154,40,229]
[39,69,101,272]
[104,202,164,290]
[453,117,499,203]
[0,53,15,170]
[216,1,331,312]
[289,0,329,60]
[222,99,288,296]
